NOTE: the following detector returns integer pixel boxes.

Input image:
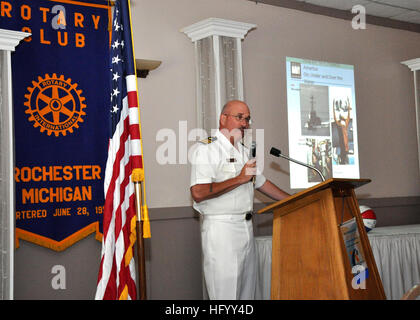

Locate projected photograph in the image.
[286,57,360,189]
[300,84,330,136]
[329,87,354,165]
[306,138,332,183]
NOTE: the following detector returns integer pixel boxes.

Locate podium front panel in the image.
[271,188,349,299]
[270,186,385,299]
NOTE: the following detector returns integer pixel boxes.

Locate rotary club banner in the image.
[0,0,111,250]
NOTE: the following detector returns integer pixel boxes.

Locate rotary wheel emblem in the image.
[24,73,86,137]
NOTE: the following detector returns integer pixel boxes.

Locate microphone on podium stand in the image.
[270,147,326,182]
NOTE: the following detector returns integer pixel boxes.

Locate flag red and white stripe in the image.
[95,0,143,300]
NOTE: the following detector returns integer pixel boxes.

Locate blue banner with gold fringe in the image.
[0,0,111,250]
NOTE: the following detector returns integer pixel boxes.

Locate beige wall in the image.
[14,0,420,300]
[130,0,420,208]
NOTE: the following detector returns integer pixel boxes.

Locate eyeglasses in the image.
[223,113,252,124]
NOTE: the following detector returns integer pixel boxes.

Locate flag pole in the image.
[126,0,151,300]
[133,169,147,300]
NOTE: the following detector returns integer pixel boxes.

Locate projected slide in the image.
[286,57,359,189]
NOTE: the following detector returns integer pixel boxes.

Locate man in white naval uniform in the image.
[190,100,290,300]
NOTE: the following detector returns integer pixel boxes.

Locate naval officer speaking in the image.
[190,100,290,300]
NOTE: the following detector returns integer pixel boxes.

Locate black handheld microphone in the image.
[250,141,256,158]
[270,147,325,182]
[249,141,256,184]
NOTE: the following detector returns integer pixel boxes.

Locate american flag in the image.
[95,0,144,300]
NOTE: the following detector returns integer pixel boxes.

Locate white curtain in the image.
[195,37,216,135]
[195,35,241,135]
[219,36,240,107]
[416,70,420,174]
[0,49,13,300]
[369,232,420,300]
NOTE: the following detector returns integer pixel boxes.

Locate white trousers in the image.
[200,214,256,300]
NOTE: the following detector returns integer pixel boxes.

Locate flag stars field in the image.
[112,72,120,81]
[112,55,121,64]
[112,88,120,98]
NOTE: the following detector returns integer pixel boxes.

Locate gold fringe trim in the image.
[95,222,103,242]
[16,222,99,252]
[124,215,137,267]
[119,285,128,300]
[142,205,151,238]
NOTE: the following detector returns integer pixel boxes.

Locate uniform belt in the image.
[203,211,253,221]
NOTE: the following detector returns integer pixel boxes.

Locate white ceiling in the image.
[296,0,420,24]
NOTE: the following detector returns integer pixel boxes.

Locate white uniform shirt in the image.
[190,130,266,215]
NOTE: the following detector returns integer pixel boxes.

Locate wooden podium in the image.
[258,178,386,300]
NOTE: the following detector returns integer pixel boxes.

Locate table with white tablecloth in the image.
[254,224,420,300]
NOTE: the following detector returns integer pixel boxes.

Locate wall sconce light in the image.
[135,59,162,78]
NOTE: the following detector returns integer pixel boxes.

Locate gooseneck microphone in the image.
[270,147,326,182]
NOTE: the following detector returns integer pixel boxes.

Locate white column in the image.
[0,28,31,300]
[402,58,420,173]
[182,18,256,134]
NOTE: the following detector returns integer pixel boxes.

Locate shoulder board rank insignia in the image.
[199,136,217,144]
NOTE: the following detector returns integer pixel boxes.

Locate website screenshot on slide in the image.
[286,57,360,189]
